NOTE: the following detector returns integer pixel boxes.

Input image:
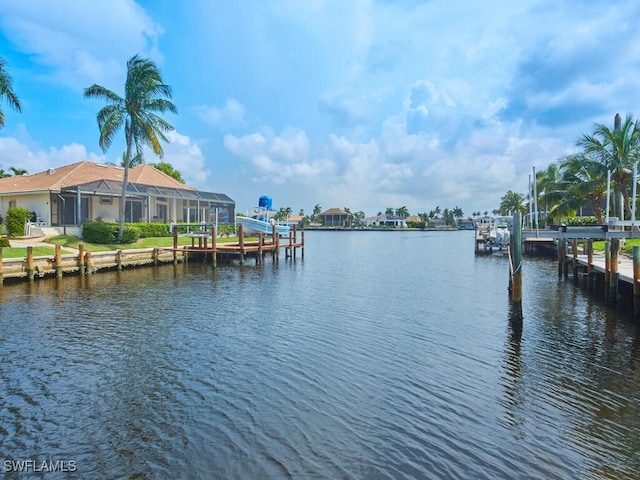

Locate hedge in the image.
[0,237,10,247]
[82,221,141,244]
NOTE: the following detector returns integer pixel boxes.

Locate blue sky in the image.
[1,0,639,217]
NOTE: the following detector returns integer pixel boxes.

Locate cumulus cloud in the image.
[193,98,246,128]
[156,131,212,188]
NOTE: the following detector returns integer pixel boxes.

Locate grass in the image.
[592,238,640,255]
[44,234,252,252]
[1,246,62,259]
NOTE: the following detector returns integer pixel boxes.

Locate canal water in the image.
[1,230,639,479]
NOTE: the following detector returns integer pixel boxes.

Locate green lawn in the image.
[44,234,251,252]
[592,238,640,255]
[1,246,63,258]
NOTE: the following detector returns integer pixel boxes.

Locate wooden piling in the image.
[211,226,217,268]
[173,225,178,265]
[85,251,93,274]
[274,224,280,262]
[293,224,298,258]
[153,248,159,266]
[301,230,305,258]
[604,241,611,301]
[78,244,85,275]
[55,244,63,278]
[258,232,264,265]
[239,224,245,264]
[510,212,523,322]
[586,239,594,290]
[27,246,35,281]
[558,239,567,278]
[0,247,4,284]
[116,249,123,270]
[609,238,619,303]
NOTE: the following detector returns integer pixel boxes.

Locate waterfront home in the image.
[318,208,352,227]
[0,161,234,236]
[364,213,407,228]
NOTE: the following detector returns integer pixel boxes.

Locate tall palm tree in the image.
[576,114,640,220]
[559,153,608,223]
[452,206,464,221]
[84,54,177,239]
[0,57,22,129]
[396,206,410,219]
[9,167,27,176]
[499,190,527,216]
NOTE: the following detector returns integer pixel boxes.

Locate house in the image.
[364,214,407,228]
[318,208,352,227]
[0,161,235,236]
[283,214,304,228]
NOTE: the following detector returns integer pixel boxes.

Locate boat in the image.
[487,217,511,249]
[236,195,290,236]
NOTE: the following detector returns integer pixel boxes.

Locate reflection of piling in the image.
[558,239,567,278]
[586,239,594,290]
[572,239,579,285]
[634,246,640,315]
[509,212,523,322]
[604,241,611,301]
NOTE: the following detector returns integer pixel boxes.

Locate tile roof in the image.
[0,161,194,194]
[319,208,348,215]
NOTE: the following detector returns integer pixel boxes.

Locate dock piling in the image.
[609,239,619,303]
[27,246,34,281]
[509,212,523,322]
[55,244,63,278]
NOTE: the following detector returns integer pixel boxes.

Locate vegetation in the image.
[0,237,10,247]
[0,57,21,129]
[84,54,177,241]
[45,234,248,252]
[151,161,185,183]
[1,246,62,258]
[4,207,32,237]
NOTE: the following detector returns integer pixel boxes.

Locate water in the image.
[1,230,639,479]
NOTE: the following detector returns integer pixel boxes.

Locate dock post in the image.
[116,249,123,270]
[78,244,85,275]
[572,239,579,284]
[275,224,280,262]
[153,248,159,266]
[212,226,217,268]
[27,246,35,281]
[604,241,611,302]
[173,225,178,265]
[55,244,63,278]
[293,224,298,258]
[510,212,523,323]
[586,239,594,290]
[258,232,263,265]
[633,246,640,316]
[558,239,567,278]
[301,230,305,258]
[85,251,92,274]
[609,238,619,303]
[287,230,293,258]
[0,247,3,285]
[239,224,245,265]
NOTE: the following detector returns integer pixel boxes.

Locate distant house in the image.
[405,215,423,224]
[364,214,407,227]
[283,214,304,227]
[0,161,234,236]
[318,208,352,227]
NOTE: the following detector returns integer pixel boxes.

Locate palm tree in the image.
[577,114,640,220]
[396,206,410,219]
[0,57,22,129]
[84,54,177,239]
[385,207,394,215]
[452,206,463,221]
[499,190,527,216]
[9,166,27,176]
[0,168,10,178]
[559,153,608,223]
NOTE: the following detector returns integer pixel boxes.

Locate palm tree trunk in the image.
[119,130,133,240]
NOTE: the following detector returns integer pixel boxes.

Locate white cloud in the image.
[159,131,212,189]
[193,98,246,128]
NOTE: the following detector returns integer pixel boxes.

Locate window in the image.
[100,197,113,205]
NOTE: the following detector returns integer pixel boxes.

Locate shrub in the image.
[407,221,426,229]
[559,216,599,226]
[132,222,171,238]
[0,237,10,247]
[4,207,32,237]
[119,225,140,244]
[83,221,117,244]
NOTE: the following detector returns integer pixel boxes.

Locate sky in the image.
[1,0,639,217]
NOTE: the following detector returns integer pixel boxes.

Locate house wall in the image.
[1,192,51,223]
[91,196,120,222]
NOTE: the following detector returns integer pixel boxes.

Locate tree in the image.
[0,57,22,129]
[385,207,394,215]
[9,166,27,176]
[85,54,177,239]
[152,161,185,183]
[396,206,410,219]
[452,206,463,221]
[559,153,608,223]
[499,190,527,216]
[0,168,10,178]
[576,114,640,220]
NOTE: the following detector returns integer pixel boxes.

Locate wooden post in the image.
[0,246,3,284]
[85,251,92,274]
[173,225,178,265]
[604,241,611,302]
[239,224,245,265]
[211,226,217,268]
[78,244,85,275]
[572,239,578,284]
[293,224,298,258]
[55,244,63,278]
[634,246,640,316]
[558,239,566,278]
[26,246,35,281]
[153,248,159,266]
[287,230,293,258]
[301,230,305,258]
[274,224,280,262]
[258,232,263,265]
[116,249,123,270]
[610,238,619,303]
[510,212,523,323]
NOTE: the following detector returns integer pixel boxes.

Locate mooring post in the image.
[558,239,566,278]
[26,246,35,281]
[604,241,611,302]
[510,212,523,322]
[239,224,245,265]
[610,238,619,303]
[258,232,263,265]
[301,230,305,258]
[84,251,92,274]
[55,244,63,278]
[77,244,85,274]
[572,239,579,284]
[287,230,293,258]
[293,224,298,258]
[633,246,640,316]
[211,226,217,268]
[116,249,123,270]
[153,248,159,266]
[586,239,594,290]
[172,225,178,265]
